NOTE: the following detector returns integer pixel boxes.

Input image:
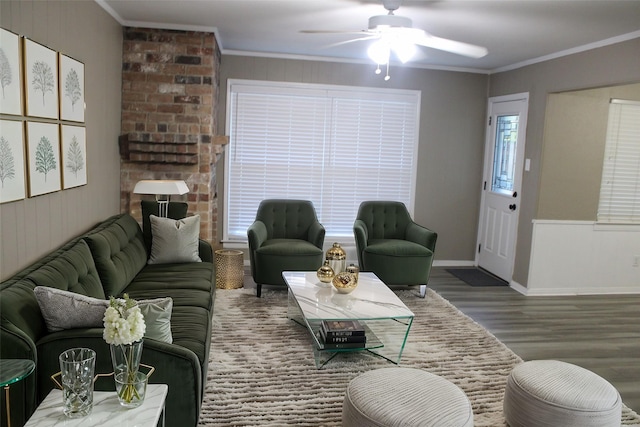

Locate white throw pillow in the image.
[148,214,202,265]
[34,286,108,332]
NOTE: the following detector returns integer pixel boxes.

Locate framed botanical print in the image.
[0,119,26,203]
[59,54,85,122]
[24,38,59,119]
[26,121,61,197]
[0,28,23,116]
[61,124,87,189]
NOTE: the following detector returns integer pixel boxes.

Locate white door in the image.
[477,93,529,282]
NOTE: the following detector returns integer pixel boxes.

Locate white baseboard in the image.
[433,260,475,267]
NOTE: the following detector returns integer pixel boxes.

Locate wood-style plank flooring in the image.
[427,267,640,413]
[243,267,640,413]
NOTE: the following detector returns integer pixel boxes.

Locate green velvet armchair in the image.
[353,201,437,298]
[247,199,326,297]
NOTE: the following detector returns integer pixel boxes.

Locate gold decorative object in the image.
[326,242,346,274]
[346,264,359,283]
[215,250,244,289]
[332,272,358,294]
[317,260,335,283]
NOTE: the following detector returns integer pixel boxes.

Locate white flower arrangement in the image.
[103,294,145,346]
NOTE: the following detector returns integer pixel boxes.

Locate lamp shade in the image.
[133,180,189,195]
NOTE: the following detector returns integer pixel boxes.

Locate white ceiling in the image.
[97,0,640,74]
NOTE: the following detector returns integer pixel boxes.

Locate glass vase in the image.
[110,340,145,408]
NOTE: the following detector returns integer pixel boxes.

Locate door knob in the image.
[509,204,517,211]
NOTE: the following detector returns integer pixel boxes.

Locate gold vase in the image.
[326,242,346,274]
[316,260,335,283]
[346,264,359,283]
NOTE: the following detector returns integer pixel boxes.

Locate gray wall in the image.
[489,38,640,286]
[217,56,489,262]
[0,1,122,280]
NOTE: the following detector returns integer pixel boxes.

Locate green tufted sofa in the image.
[0,212,215,427]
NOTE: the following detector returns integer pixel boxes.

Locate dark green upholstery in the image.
[353,201,437,297]
[247,199,325,297]
[0,212,215,427]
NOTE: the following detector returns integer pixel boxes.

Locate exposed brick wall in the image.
[119,27,225,246]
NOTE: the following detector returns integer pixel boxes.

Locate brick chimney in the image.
[119,27,225,246]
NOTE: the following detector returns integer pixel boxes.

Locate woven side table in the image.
[215,249,244,289]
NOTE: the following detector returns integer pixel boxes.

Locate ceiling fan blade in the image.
[325,35,380,48]
[415,34,488,58]
[300,30,368,35]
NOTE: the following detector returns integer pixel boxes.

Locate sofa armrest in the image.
[247,220,267,249]
[353,219,369,269]
[307,221,326,249]
[405,222,438,252]
[198,239,213,263]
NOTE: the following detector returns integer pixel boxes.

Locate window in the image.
[224,80,420,241]
[598,99,640,223]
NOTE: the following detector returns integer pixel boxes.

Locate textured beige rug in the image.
[199,288,640,426]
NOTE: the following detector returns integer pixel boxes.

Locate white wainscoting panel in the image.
[528,220,640,295]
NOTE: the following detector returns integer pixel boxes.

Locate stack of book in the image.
[318,320,366,349]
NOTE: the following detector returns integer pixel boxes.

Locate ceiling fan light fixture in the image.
[367,39,390,65]
[368,14,412,31]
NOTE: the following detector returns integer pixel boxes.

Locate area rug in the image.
[446,267,509,287]
[199,288,640,426]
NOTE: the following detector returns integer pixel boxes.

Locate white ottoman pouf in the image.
[503,360,621,427]
[342,367,474,427]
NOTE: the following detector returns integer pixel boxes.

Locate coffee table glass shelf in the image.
[283,271,414,369]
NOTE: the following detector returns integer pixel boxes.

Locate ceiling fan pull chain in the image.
[385,62,390,81]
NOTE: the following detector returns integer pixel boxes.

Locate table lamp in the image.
[133,180,189,217]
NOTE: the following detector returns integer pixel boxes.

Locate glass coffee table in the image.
[283,271,414,369]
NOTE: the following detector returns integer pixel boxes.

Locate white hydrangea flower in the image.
[103,294,146,345]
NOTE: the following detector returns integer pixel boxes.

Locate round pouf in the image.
[503,360,621,427]
[342,367,474,427]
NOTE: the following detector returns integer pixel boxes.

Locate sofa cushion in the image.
[365,239,434,257]
[148,215,202,265]
[84,214,148,298]
[257,239,324,256]
[25,240,105,298]
[123,262,215,311]
[33,286,109,332]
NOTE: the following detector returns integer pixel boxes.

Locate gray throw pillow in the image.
[34,286,108,332]
[138,297,173,343]
[148,214,202,265]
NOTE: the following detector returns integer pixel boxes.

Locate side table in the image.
[24,384,168,427]
[0,359,36,427]
[215,249,244,289]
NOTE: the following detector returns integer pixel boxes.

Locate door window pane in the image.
[492,115,519,194]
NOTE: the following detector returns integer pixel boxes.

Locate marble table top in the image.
[24,384,168,427]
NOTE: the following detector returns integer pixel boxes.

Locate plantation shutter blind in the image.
[225,80,420,241]
[598,99,640,223]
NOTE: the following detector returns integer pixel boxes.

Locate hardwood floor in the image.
[427,267,640,413]
[243,267,640,413]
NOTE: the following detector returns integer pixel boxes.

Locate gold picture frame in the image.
[24,38,59,119]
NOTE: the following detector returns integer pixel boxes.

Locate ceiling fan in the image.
[302,0,488,79]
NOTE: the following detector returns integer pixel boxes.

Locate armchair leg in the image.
[419,285,426,298]
[256,284,262,298]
